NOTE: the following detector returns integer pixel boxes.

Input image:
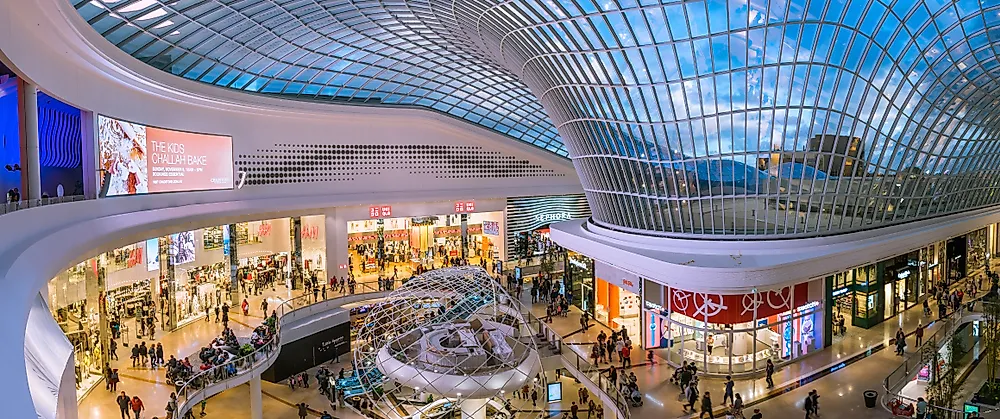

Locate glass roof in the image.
[70,0,566,156]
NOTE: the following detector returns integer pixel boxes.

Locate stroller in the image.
[629,389,643,407]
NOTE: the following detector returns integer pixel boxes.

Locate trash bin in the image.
[863,390,878,408]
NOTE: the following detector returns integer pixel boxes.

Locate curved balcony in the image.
[174,284,385,417]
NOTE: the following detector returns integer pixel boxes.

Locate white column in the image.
[459,398,488,419]
[324,208,349,282]
[80,110,98,199]
[249,374,263,419]
[18,80,41,200]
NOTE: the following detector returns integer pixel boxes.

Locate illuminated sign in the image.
[535,212,571,224]
[897,270,911,279]
[454,200,476,213]
[482,220,501,236]
[832,287,850,298]
[98,115,233,196]
[301,225,320,240]
[369,205,392,218]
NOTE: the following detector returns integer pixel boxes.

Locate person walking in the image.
[894,328,906,356]
[116,391,131,419]
[241,298,250,316]
[109,368,120,392]
[131,343,140,368]
[809,390,820,416]
[621,344,632,368]
[803,392,815,418]
[531,388,539,407]
[765,359,775,388]
[684,381,698,412]
[722,375,734,405]
[110,337,118,360]
[156,343,164,365]
[916,397,927,419]
[915,323,925,347]
[700,391,714,419]
[297,402,309,419]
[570,401,579,419]
[130,395,144,419]
[261,299,269,315]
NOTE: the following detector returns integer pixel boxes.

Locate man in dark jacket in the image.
[116,391,131,419]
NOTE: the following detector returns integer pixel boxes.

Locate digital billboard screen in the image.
[98,115,233,196]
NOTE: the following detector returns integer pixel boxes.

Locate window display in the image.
[48,261,106,399]
[643,282,819,376]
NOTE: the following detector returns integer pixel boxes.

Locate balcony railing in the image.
[0,195,86,215]
[174,282,381,416]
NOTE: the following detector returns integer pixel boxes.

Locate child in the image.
[647,349,655,365]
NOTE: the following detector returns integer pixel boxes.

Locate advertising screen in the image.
[145,238,160,272]
[98,115,234,196]
[169,231,196,266]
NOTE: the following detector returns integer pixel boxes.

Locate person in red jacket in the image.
[241,298,249,316]
[130,396,144,419]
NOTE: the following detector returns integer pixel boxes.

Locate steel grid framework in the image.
[71,0,1000,237]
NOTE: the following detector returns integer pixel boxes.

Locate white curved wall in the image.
[0,0,583,417]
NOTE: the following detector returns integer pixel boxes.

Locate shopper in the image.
[916,397,927,419]
[722,376,734,405]
[156,343,164,365]
[139,342,148,367]
[750,408,763,419]
[116,391,131,419]
[684,381,698,412]
[297,403,309,419]
[109,368,120,392]
[131,343,140,367]
[110,337,119,360]
[130,395,144,419]
[241,298,249,316]
[810,390,820,416]
[621,344,632,368]
[915,323,925,347]
[803,392,815,418]
[894,328,906,356]
[765,359,775,388]
[165,392,177,419]
[570,401,579,419]
[700,391,714,419]
[214,306,220,323]
[531,388,539,407]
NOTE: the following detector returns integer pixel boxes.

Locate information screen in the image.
[98,115,234,196]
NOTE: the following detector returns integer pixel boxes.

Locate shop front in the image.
[824,244,938,345]
[347,209,504,280]
[643,281,821,376]
[593,262,642,345]
[566,252,595,314]
[47,259,107,399]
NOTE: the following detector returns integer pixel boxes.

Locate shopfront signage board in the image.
[369,205,392,218]
[482,220,501,236]
[454,200,476,213]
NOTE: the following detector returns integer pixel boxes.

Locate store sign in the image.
[257,222,272,237]
[897,270,911,279]
[454,200,476,213]
[125,247,144,269]
[535,212,572,224]
[832,287,850,298]
[482,220,501,236]
[301,225,320,240]
[369,205,392,218]
[664,283,810,324]
[595,262,642,295]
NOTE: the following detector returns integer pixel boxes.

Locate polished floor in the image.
[76,264,992,419]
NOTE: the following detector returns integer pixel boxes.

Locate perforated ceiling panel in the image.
[236,144,565,186]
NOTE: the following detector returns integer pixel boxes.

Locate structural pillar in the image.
[249,374,263,419]
[324,209,349,284]
[159,235,177,331]
[291,216,303,290]
[460,213,469,261]
[227,224,241,305]
[459,398,488,419]
[80,111,99,199]
[17,79,41,200]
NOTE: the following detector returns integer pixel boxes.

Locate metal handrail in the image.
[882,294,996,417]
[173,282,383,416]
[0,195,86,215]
[515,300,632,419]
